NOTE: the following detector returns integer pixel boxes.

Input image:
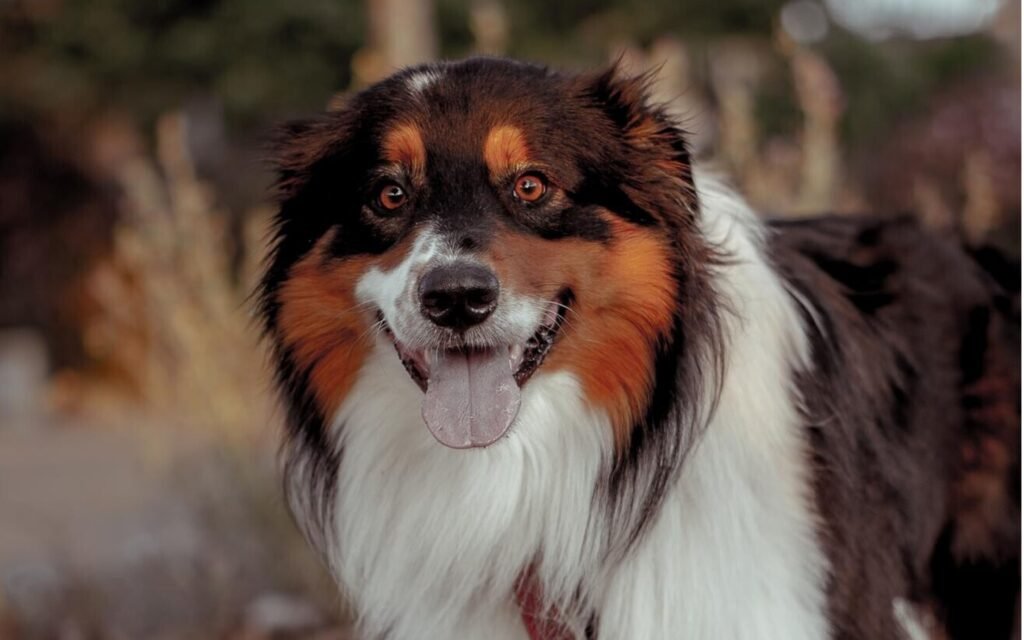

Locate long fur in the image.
[261,58,1020,640]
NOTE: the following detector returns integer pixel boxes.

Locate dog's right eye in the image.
[376,183,408,212]
[513,173,548,203]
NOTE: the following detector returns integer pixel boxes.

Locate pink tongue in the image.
[422,350,521,449]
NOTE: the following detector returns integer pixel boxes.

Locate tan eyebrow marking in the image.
[483,125,530,176]
[381,123,426,176]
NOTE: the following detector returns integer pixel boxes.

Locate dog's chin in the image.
[382,290,571,450]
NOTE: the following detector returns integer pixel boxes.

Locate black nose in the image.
[418,262,499,329]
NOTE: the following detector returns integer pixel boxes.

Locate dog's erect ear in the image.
[583,64,697,215]
[271,113,356,201]
[260,110,364,330]
[584,65,657,132]
[585,65,690,159]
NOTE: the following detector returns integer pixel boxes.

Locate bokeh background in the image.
[0,0,1019,637]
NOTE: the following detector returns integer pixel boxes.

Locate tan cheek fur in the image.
[490,217,677,445]
[276,234,415,419]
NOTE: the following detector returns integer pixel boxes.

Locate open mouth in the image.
[382,289,571,449]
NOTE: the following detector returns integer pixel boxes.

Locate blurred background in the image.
[0,0,1019,637]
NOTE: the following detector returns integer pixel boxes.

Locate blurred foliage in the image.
[1,0,365,127]
[750,33,1002,143]
[821,31,1004,143]
[0,0,1010,146]
[501,0,784,62]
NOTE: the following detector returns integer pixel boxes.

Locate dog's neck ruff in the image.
[291,172,830,639]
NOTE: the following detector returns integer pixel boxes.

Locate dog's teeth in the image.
[509,344,525,369]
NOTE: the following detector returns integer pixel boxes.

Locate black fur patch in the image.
[769,215,1020,640]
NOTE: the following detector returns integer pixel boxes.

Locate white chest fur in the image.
[327,350,611,639]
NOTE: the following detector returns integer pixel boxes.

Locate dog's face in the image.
[262,58,714,452]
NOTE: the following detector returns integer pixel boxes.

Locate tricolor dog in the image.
[258,58,1019,639]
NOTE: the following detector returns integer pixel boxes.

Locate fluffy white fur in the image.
[300,173,833,639]
[593,174,830,639]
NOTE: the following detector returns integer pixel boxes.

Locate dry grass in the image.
[0,112,347,639]
[80,113,275,445]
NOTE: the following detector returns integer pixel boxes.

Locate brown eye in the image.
[513,173,547,203]
[377,183,408,211]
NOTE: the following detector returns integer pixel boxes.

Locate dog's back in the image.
[770,215,1020,639]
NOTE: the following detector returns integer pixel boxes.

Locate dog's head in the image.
[260,58,719,455]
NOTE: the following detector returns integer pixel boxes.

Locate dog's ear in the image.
[583,64,697,215]
[584,64,656,132]
[260,110,363,328]
[271,113,356,201]
[585,65,691,166]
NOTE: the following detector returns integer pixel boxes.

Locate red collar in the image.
[514,566,575,640]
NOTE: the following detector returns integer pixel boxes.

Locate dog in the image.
[258,57,1019,639]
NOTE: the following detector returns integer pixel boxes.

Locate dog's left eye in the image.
[512,173,547,203]
[376,183,408,211]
